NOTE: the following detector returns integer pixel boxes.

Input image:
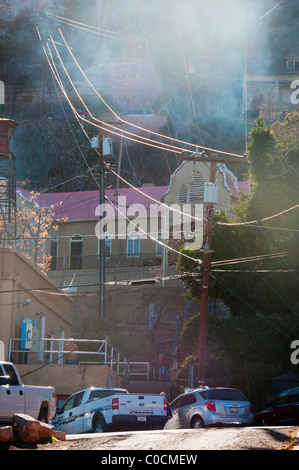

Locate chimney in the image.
[0,118,18,156]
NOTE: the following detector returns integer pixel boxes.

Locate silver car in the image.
[167,387,254,429]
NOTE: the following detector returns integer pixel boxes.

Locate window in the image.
[49,237,57,270]
[127,231,140,257]
[274,391,289,406]
[61,391,84,413]
[206,389,247,401]
[70,234,83,270]
[105,235,111,258]
[190,172,205,202]
[98,235,111,259]
[288,388,299,404]
[180,394,197,407]
[156,231,163,256]
[2,364,20,386]
[179,184,188,203]
[170,396,183,410]
[88,389,127,401]
[288,60,294,70]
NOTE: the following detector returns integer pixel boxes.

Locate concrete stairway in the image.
[126,381,171,395]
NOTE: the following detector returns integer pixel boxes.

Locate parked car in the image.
[166,387,254,429]
[254,387,299,426]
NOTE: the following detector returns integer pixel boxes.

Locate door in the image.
[0,364,26,421]
[55,391,84,434]
[287,388,299,424]
[170,394,197,428]
[270,391,292,425]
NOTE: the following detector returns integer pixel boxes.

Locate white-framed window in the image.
[97,234,112,259]
[70,234,83,270]
[127,231,140,257]
[156,231,163,257]
[49,236,58,270]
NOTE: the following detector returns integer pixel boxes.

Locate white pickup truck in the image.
[52,387,169,434]
[0,361,57,423]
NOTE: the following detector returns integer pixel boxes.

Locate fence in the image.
[8,337,150,382]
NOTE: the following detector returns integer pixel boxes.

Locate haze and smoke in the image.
[1,0,299,186]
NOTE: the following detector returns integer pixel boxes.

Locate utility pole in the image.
[91,115,122,322]
[180,151,247,384]
[98,128,105,323]
[198,155,217,384]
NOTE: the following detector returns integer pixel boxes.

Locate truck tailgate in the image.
[116,394,166,421]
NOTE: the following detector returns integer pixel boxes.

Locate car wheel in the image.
[93,418,106,433]
[191,416,205,429]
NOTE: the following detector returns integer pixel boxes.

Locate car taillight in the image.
[112,398,119,410]
[206,401,216,412]
[164,399,167,411]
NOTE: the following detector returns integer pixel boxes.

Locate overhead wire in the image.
[215,228,298,315]
[210,274,292,340]
[43,10,120,39]
[216,203,299,226]
[37,25,297,288]
[37,26,202,266]
[57,27,244,159]
[38,26,206,227]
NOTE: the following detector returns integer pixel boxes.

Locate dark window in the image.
[89,390,127,401]
[50,239,57,270]
[70,234,83,270]
[180,394,197,407]
[2,364,20,386]
[288,388,299,404]
[61,391,84,412]
[274,391,289,406]
[171,396,183,410]
[206,389,247,401]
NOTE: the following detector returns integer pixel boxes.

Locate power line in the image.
[43,10,120,38]
[210,273,292,340]
[216,203,299,226]
[56,27,245,159]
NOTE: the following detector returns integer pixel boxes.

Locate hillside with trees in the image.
[175,112,299,405]
[1,0,299,191]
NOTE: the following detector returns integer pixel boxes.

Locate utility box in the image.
[204,182,219,204]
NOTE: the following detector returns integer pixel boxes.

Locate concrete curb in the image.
[291,432,299,450]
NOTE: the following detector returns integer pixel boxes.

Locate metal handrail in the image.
[8,337,150,381]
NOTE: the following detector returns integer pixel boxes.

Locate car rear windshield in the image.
[202,389,247,401]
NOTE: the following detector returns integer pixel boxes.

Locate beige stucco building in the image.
[15,160,249,340]
[0,247,73,362]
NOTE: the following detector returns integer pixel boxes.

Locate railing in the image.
[8,337,150,381]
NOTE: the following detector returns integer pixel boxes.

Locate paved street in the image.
[3,426,298,451]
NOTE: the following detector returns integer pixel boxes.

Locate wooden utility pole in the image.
[198,155,217,384]
[98,128,105,322]
[93,115,122,322]
[180,151,247,384]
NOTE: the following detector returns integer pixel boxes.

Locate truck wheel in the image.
[93,418,106,433]
[37,406,48,423]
